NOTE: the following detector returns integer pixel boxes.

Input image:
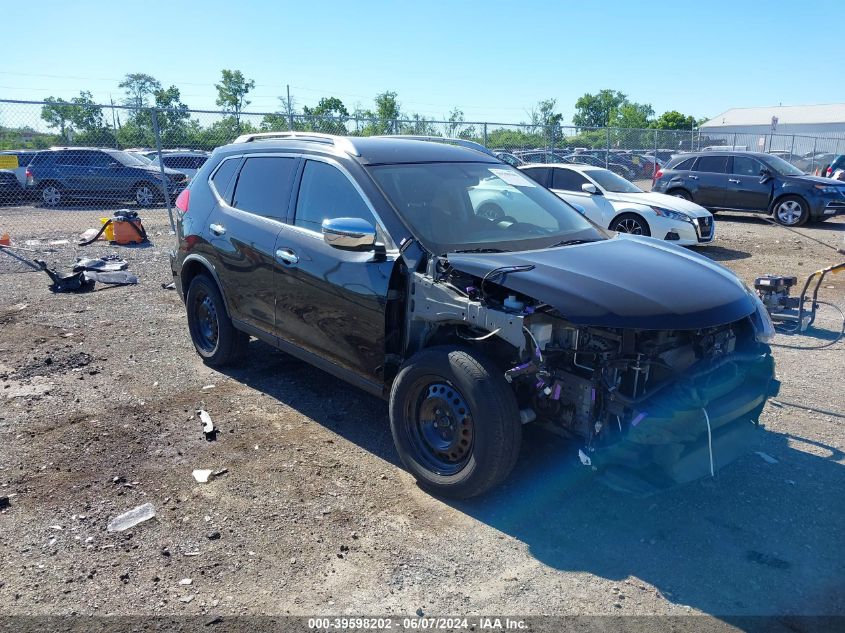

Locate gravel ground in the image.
[0,204,843,624]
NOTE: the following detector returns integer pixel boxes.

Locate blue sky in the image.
[2,0,842,125]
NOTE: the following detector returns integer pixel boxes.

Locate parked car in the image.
[518,164,714,245]
[653,151,845,226]
[513,149,573,164]
[579,150,656,180]
[560,153,635,181]
[0,169,25,204]
[825,154,845,177]
[125,149,155,165]
[26,147,188,207]
[492,150,525,167]
[0,150,38,186]
[149,150,210,183]
[171,132,777,498]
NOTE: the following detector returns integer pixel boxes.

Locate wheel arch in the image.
[180,255,232,318]
[769,191,809,216]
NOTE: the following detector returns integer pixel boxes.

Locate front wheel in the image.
[388,346,521,499]
[609,212,651,236]
[772,196,809,226]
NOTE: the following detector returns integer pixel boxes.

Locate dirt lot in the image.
[0,204,843,625]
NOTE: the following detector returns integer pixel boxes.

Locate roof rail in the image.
[232,131,360,156]
[378,135,496,158]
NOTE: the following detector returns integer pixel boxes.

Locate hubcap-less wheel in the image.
[42,185,61,206]
[615,217,646,234]
[406,380,474,475]
[776,200,803,226]
[135,185,155,206]
[193,293,219,353]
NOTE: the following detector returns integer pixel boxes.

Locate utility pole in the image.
[286,84,294,130]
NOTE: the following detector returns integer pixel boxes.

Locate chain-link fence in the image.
[2,97,845,260]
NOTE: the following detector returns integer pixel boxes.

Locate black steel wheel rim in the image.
[193,292,219,353]
[405,378,474,475]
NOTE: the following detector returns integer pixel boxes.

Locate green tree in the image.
[215,69,255,130]
[652,110,697,130]
[446,107,465,137]
[302,97,349,134]
[41,97,76,142]
[69,91,104,132]
[611,102,654,129]
[360,91,401,134]
[119,73,162,111]
[573,89,628,128]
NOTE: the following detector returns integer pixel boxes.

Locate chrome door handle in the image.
[209,223,226,236]
[688,175,699,180]
[728,178,741,184]
[275,248,299,265]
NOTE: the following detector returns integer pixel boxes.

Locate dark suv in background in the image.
[26,148,188,207]
[653,151,845,226]
[170,132,777,499]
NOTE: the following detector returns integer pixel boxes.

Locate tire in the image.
[40,182,63,207]
[133,182,158,207]
[772,195,809,227]
[185,274,247,367]
[388,346,521,499]
[668,189,692,201]
[609,212,651,237]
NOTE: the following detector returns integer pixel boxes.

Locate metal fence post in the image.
[483,123,488,147]
[789,135,795,162]
[605,127,610,167]
[654,129,659,178]
[811,137,817,173]
[733,132,737,149]
[151,108,176,234]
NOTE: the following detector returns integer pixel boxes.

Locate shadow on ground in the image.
[222,340,845,619]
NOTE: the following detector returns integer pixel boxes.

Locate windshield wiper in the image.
[450,247,508,254]
[547,239,598,248]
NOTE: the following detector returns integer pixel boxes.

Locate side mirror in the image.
[759,167,772,182]
[581,183,599,194]
[322,217,377,251]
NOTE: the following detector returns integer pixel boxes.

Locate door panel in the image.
[274,158,393,378]
[274,226,394,377]
[691,155,729,207]
[728,156,772,210]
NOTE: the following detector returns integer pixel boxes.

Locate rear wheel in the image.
[40,182,62,207]
[186,274,247,367]
[772,196,809,226]
[609,212,651,236]
[389,346,521,499]
[134,183,158,207]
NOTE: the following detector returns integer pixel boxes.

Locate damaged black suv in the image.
[170,133,779,498]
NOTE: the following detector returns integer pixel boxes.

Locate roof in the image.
[519,162,600,172]
[701,103,845,128]
[224,134,499,165]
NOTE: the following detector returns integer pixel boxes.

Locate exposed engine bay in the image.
[406,255,779,494]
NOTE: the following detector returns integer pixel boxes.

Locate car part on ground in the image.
[171,134,778,498]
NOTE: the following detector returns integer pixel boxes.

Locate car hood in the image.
[606,191,712,217]
[446,235,754,329]
[136,165,184,177]
[785,173,844,187]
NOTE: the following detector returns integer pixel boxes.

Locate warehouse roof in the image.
[701,103,845,128]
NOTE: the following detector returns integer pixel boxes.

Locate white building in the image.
[699,104,845,155]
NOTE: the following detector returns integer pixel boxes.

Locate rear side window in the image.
[210,158,240,202]
[694,156,728,174]
[673,157,695,170]
[521,167,550,186]
[31,152,54,166]
[231,156,297,220]
[552,168,589,191]
[294,160,375,232]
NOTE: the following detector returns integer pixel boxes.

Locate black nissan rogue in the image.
[171,133,778,498]
[653,150,845,226]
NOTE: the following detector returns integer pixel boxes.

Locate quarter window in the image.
[695,156,728,174]
[552,168,589,191]
[210,158,240,202]
[294,160,376,232]
[521,167,550,186]
[231,156,297,220]
[673,157,696,170]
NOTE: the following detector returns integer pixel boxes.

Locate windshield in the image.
[105,150,148,167]
[369,162,605,254]
[763,154,804,176]
[584,168,643,193]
